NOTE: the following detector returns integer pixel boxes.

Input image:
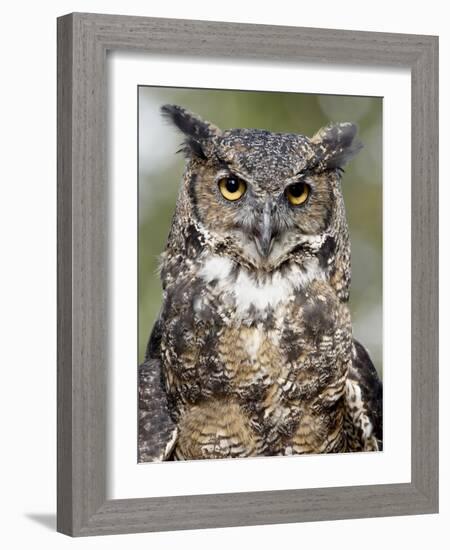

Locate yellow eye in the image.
[218,176,247,201]
[285,182,310,206]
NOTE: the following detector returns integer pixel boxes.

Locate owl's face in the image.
[163,105,361,271]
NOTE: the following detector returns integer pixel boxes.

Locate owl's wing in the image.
[346,339,383,450]
[138,319,178,462]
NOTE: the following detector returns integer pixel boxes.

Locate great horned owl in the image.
[139,104,382,461]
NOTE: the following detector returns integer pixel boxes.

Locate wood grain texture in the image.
[57,13,74,535]
[57,12,439,537]
[410,36,439,506]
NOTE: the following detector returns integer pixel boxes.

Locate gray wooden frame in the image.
[57,12,438,537]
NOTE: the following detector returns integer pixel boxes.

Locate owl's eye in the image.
[218,176,247,201]
[285,182,310,206]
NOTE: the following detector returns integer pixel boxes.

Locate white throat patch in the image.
[199,255,324,314]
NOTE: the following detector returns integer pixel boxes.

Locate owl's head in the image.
[162,104,361,281]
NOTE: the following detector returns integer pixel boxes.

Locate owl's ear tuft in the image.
[161,104,221,160]
[311,122,363,171]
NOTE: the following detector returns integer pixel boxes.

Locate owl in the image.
[138,104,382,461]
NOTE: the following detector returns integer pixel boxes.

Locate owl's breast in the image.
[162,254,352,452]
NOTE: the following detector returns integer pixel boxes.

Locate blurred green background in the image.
[139,87,382,376]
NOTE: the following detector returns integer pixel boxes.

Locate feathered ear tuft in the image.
[161,104,221,159]
[311,122,363,171]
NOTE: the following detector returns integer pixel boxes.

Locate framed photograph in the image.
[57,13,438,536]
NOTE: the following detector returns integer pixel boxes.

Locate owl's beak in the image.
[253,201,276,258]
